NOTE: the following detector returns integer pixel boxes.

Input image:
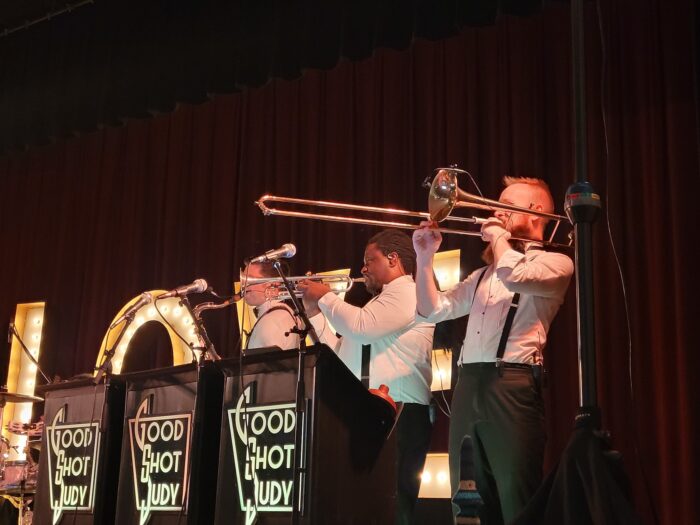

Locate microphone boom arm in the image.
[9,323,51,384]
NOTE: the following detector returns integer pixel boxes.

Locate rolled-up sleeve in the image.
[496,249,574,298]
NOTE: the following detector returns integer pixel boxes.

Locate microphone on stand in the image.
[109,292,153,329]
[158,279,209,299]
[247,243,297,264]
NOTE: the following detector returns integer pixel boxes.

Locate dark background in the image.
[0,1,698,523]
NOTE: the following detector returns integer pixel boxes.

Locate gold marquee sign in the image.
[95,290,201,374]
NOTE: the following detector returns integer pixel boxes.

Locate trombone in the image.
[240,270,365,301]
[255,167,572,247]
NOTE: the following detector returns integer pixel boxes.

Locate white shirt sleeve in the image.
[317,286,415,345]
[308,312,341,350]
[416,267,484,324]
[496,249,574,298]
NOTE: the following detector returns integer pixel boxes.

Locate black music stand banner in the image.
[114,362,222,525]
[214,344,397,525]
[33,378,125,525]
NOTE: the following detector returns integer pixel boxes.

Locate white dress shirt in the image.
[247,300,300,351]
[309,275,434,405]
[419,247,573,364]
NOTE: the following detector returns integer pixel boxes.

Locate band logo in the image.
[128,397,192,525]
[228,384,300,525]
[46,406,100,525]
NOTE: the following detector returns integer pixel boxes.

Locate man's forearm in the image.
[415,257,439,317]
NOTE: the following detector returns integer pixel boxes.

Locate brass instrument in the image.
[255,167,571,247]
[240,271,364,301]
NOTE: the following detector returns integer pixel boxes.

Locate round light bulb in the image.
[422,471,432,484]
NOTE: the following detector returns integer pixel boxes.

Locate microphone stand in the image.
[178,296,211,364]
[174,294,225,521]
[94,314,134,386]
[271,260,319,525]
[8,323,51,384]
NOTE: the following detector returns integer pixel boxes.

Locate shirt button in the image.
[477,331,480,334]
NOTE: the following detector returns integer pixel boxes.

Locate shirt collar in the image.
[523,241,544,252]
[381,274,413,292]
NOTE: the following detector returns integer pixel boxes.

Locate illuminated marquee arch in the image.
[95,291,200,374]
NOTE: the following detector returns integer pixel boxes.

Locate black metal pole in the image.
[271,261,319,524]
[8,322,51,384]
[94,315,134,385]
[566,0,602,427]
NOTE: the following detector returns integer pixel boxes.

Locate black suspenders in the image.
[245,305,297,351]
[467,268,521,375]
[361,344,371,388]
[496,291,521,375]
[360,295,381,389]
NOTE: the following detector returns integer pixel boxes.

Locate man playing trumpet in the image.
[298,229,434,525]
[241,260,301,351]
[413,176,574,525]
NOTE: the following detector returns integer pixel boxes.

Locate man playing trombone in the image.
[241,260,301,351]
[298,229,434,525]
[413,176,574,525]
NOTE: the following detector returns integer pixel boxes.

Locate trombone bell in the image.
[429,169,459,222]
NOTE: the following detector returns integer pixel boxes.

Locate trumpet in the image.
[240,270,365,301]
[255,167,572,248]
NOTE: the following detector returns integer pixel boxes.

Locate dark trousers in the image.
[449,364,545,525]
[396,402,432,525]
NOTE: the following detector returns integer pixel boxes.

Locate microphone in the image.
[159,278,209,299]
[109,292,153,329]
[248,243,297,264]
